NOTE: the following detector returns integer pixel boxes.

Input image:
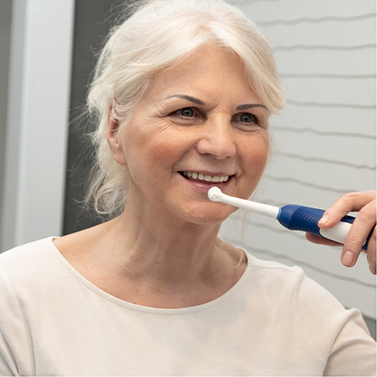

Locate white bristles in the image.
[208,187,223,201]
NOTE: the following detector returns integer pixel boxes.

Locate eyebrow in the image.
[165,94,204,106]
[237,104,267,111]
[165,94,267,111]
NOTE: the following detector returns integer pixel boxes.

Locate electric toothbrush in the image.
[208,187,371,251]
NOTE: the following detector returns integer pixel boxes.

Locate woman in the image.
[0,0,375,375]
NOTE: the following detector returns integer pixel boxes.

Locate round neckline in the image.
[48,237,251,315]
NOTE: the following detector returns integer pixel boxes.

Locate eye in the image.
[232,112,265,132]
[238,112,257,123]
[179,107,195,117]
[169,107,202,126]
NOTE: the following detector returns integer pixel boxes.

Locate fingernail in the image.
[342,250,354,266]
[319,214,330,225]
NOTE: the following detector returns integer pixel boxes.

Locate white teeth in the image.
[181,171,230,183]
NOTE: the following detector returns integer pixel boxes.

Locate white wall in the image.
[220,0,376,319]
[0,0,75,252]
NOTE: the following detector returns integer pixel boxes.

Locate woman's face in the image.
[108,46,270,225]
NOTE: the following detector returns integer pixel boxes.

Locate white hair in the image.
[85,0,284,218]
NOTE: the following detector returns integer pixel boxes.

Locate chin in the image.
[178,201,237,226]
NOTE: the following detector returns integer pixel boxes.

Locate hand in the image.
[305,191,376,274]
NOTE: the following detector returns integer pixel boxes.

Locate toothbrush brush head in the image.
[208,187,223,201]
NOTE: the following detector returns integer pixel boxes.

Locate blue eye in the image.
[179,107,195,117]
[232,112,264,131]
[239,113,256,123]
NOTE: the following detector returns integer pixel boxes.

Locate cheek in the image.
[121,124,188,180]
[236,135,269,200]
[242,133,270,173]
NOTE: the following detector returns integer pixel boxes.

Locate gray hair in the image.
[85,0,284,218]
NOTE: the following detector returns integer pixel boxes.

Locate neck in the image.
[55,192,246,308]
[109,197,225,284]
[81,188,247,308]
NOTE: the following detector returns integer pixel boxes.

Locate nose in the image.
[196,116,236,159]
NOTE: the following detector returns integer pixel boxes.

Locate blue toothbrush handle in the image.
[277,205,372,251]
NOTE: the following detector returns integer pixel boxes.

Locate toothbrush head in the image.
[208,187,223,202]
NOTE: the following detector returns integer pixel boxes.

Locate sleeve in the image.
[0,261,35,376]
[292,267,376,376]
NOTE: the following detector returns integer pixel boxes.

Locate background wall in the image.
[0,0,12,251]
[63,0,125,234]
[220,0,376,333]
[0,0,75,252]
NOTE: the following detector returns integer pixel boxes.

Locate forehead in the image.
[144,46,259,104]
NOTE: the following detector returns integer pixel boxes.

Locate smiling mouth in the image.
[179,171,231,183]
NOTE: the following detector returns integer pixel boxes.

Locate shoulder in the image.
[244,251,347,312]
[0,237,58,274]
[0,237,57,265]
[0,238,60,376]
[245,252,307,291]
[243,251,375,373]
[0,237,70,301]
[241,251,370,339]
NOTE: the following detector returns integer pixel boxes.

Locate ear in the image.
[107,100,127,166]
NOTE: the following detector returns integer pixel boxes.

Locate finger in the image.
[341,200,376,268]
[318,191,376,229]
[366,227,376,274]
[305,233,342,248]
[306,231,377,274]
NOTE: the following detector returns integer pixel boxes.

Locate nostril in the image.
[196,133,236,160]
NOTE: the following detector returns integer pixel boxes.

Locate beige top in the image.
[0,237,375,376]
